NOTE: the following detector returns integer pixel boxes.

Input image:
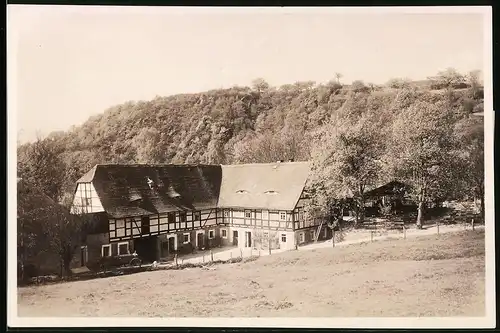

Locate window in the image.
[179,212,187,223]
[221,229,227,238]
[263,232,269,238]
[81,197,91,206]
[281,234,287,243]
[280,212,287,221]
[183,233,190,244]
[118,242,129,256]
[310,230,315,240]
[141,216,150,234]
[208,230,215,239]
[245,210,252,218]
[223,210,229,217]
[168,212,176,223]
[194,211,201,221]
[101,244,111,257]
[299,232,305,243]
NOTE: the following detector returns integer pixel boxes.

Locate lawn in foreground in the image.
[17,230,485,317]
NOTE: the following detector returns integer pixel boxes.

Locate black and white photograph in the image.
[7,5,495,328]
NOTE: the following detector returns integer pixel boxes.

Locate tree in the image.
[251,78,270,93]
[386,100,457,229]
[454,116,484,221]
[467,70,483,100]
[310,111,385,227]
[335,73,343,85]
[17,179,87,279]
[428,68,466,90]
[17,137,66,202]
[47,206,87,277]
[386,77,411,89]
[131,127,164,163]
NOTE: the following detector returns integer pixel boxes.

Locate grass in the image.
[18,230,485,317]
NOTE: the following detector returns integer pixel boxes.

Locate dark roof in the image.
[364,181,411,198]
[82,164,222,218]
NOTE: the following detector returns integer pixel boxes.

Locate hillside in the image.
[17,74,484,201]
[18,230,485,317]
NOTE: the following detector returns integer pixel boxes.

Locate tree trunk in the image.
[416,198,425,230]
[480,193,485,223]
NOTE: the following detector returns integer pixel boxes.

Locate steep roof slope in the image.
[217,161,311,211]
[82,164,222,218]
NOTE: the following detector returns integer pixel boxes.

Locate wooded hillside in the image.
[17,68,484,218]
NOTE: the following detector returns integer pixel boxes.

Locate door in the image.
[245,231,252,248]
[168,237,175,254]
[80,246,88,267]
[197,232,204,249]
[233,230,238,246]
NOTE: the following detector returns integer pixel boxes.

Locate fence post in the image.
[230,251,232,260]
[174,254,178,267]
[210,250,213,262]
[250,248,252,257]
[403,225,406,239]
[202,254,205,263]
[370,231,374,242]
[259,250,261,257]
[437,220,440,235]
[472,218,475,231]
[240,249,243,258]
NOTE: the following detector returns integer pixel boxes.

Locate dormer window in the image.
[236,190,249,194]
[264,190,279,195]
[146,177,154,190]
[167,185,181,198]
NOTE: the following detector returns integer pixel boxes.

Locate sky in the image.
[8,6,487,144]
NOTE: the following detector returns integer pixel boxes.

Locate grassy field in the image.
[17,230,485,317]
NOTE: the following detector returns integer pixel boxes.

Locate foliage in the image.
[17,68,484,230]
[18,138,66,202]
[385,100,459,228]
[309,107,386,225]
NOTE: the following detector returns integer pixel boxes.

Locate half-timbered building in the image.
[71,161,327,266]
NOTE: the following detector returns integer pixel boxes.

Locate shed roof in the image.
[364,180,410,198]
[217,161,311,211]
[81,164,222,218]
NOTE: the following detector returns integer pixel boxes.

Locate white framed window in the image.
[280,212,287,221]
[221,229,228,238]
[244,210,252,218]
[281,234,287,243]
[262,210,269,220]
[117,242,129,256]
[299,232,305,243]
[101,244,112,257]
[183,233,191,244]
[223,210,229,217]
[263,232,269,238]
[194,211,201,221]
[208,229,215,239]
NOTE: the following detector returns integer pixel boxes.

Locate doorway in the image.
[80,246,88,267]
[197,232,205,249]
[245,231,252,248]
[134,236,158,263]
[233,230,238,246]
